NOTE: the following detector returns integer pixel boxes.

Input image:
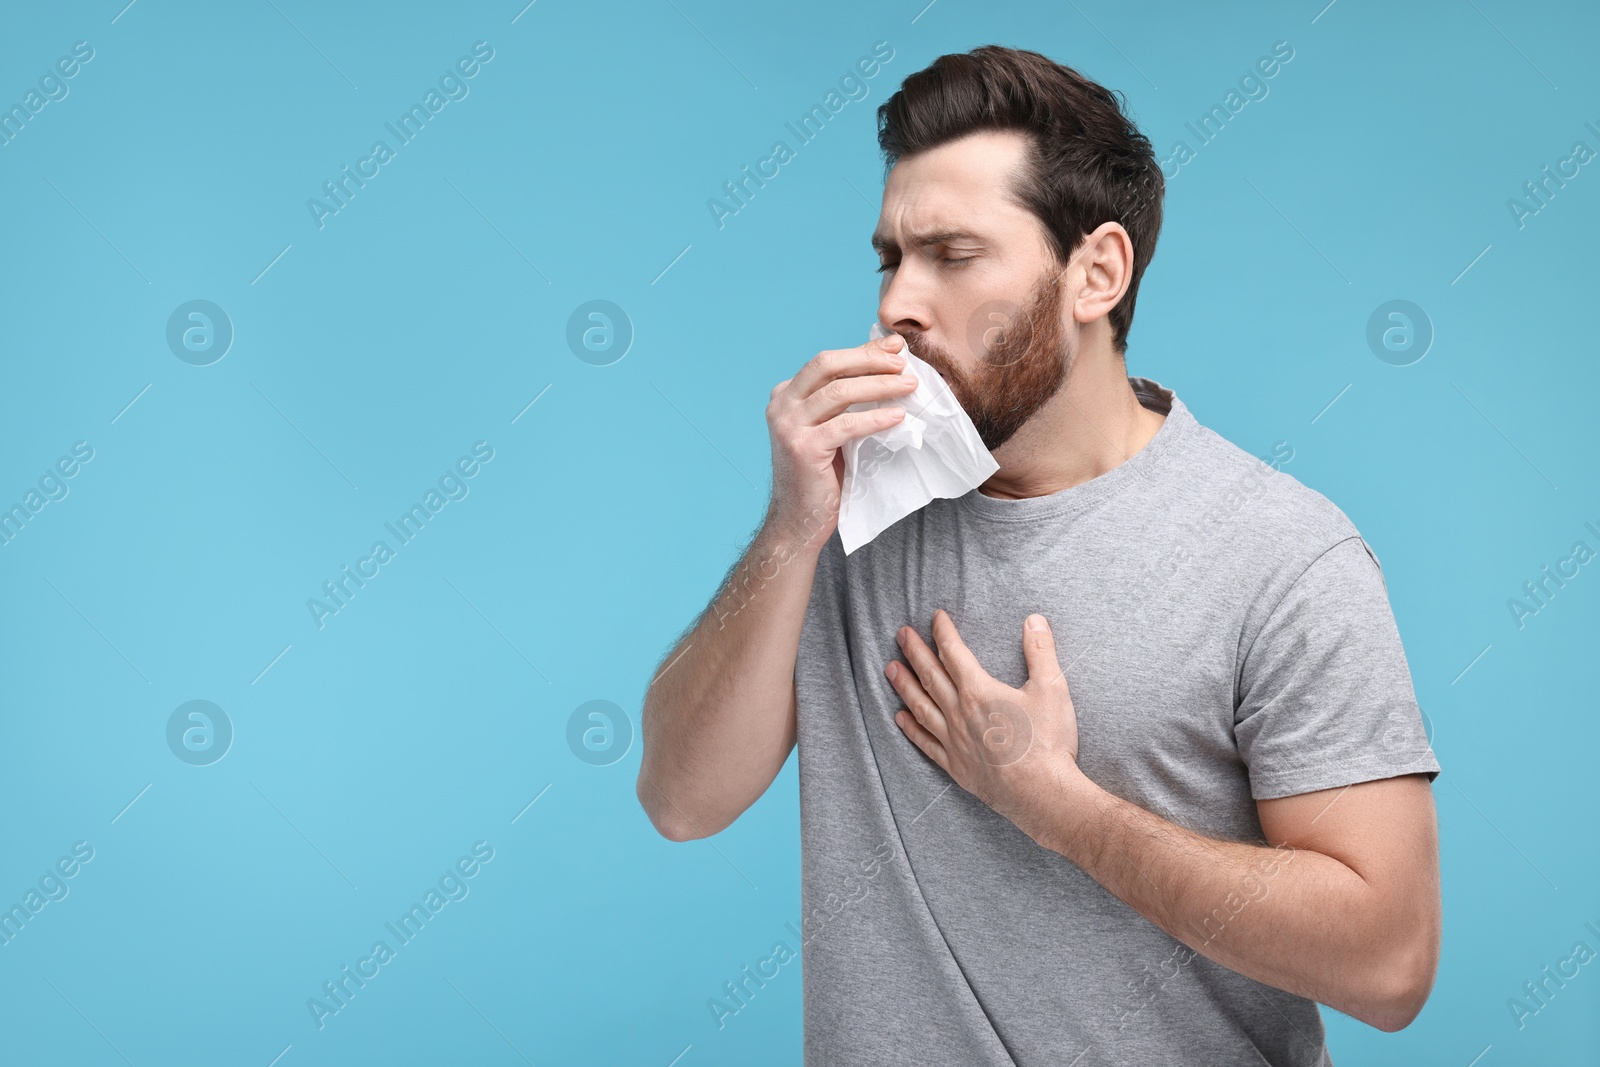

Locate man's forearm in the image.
[637,505,830,840]
[1019,767,1420,1031]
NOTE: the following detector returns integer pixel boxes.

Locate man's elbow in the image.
[638,774,686,841]
[1366,988,1429,1033]
[636,771,713,843]
[1363,941,1439,1032]
[646,811,699,843]
[636,704,696,841]
[646,811,701,843]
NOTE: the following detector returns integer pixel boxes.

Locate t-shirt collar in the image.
[958,377,1192,523]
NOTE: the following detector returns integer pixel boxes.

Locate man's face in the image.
[904,266,1070,452]
[873,129,1076,452]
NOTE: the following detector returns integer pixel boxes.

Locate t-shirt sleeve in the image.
[1234,535,1441,800]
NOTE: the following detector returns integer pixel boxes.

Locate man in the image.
[637,44,1441,1066]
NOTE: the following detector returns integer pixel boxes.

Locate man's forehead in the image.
[871,175,1013,250]
[869,192,1022,253]
[872,133,1031,251]
[870,218,987,253]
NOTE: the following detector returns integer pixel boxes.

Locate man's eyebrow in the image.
[870,228,984,254]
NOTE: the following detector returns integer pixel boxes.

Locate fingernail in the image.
[1026,614,1048,632]
[890,350,906,368]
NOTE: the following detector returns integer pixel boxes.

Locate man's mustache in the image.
[899,332,957,382]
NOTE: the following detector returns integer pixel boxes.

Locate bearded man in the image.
[637,44,1441,1067]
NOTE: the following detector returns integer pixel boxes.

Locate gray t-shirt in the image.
[793,376,1441,1066]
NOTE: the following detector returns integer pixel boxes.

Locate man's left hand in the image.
[886,609,1084,832]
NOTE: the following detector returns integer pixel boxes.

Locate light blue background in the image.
[1,0,1596,1064]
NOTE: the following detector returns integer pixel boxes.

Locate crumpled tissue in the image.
[837,322,1000,554]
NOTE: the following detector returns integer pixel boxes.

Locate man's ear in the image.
[1069,223,1134,328]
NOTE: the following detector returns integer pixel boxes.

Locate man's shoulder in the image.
[1167,417,1399,681]
[1175,416,1368,578]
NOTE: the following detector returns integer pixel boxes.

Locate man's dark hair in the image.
[876,45,1164,355]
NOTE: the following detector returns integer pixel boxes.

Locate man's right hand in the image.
[765,330,919,546]
[640,332,916,841]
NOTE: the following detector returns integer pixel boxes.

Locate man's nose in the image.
[877,264,936,339]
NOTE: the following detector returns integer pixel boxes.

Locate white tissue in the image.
[837,322,1000,554]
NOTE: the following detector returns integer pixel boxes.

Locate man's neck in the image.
[977,352,1167,500]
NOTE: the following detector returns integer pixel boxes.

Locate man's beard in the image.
[900,268,1072,453]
